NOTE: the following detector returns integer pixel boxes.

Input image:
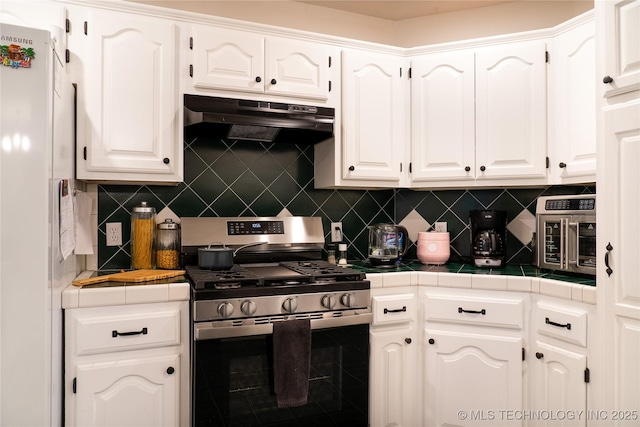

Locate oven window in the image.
[194,324,369,427]
[543,220,562,265]
[577,222,597,268]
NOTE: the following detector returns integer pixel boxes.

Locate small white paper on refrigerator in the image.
[59,179,75,260]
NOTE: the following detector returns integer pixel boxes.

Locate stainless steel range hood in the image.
[184,94,335,144]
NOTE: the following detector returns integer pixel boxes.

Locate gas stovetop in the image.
[187,260,367,296]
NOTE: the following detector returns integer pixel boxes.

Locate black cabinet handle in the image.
[465,166,471,172]
[603,75,614,84]
[545,317,571,330]
[163,157,170,164]
[559,162,566,168]
[348,165,355,171]
[112,327,148,337]
[605,242,613,277]
[458,307,486,315]
[384,306,407,314]
[480,165,486,172]
[166,367,175,375]
[255,76,262,82]
[428,338,435,345]
[536,352,544,359]
[405,338,412,344]
[270,78,277,85]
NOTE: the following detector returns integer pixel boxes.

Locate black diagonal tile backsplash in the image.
[97,136,594,270]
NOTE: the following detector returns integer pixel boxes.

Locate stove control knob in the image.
[217,302,234,318]
[282,297,298,313]
[241,300,257,316]
[340,293,356,308]
[321,294,336,309]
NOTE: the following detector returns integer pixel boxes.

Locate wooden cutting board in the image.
[72,269,186,287]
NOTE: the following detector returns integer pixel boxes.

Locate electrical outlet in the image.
[106,222,122,246]
[434,222,447,232]
[331,222,343,242]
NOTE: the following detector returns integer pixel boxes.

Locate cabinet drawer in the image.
[536,302,588,347]
[71,305,181,356]
[372,294,416,326]
[424,293,524,330]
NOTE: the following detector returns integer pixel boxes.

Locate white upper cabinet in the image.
[190,26,331,101]
[549,17,596,184]
[410,40,547,187]
[340,49,405,184]
[410,50,476,183]
[75,8,182,183]
[600,0,640,97]
[475,40,548,181]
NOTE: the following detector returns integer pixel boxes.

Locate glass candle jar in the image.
[155,218,181,269]
[130,201,156,269]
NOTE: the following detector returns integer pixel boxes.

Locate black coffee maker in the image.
[470,210,507,268]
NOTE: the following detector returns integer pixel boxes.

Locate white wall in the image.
[128,0,593,46]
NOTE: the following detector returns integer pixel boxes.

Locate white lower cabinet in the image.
[422,288,525,427]
[370,289,419,427]
[64,301,189,427]
[528,297,592,427]
[370,276,599,427]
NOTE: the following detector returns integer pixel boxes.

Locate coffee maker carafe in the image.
[368,224,409,267]
[470,210,507,268]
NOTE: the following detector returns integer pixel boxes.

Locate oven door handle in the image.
[194,311,373,340]
[560,218,568,270]
[567,221,578,266]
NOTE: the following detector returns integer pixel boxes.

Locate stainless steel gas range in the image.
[181,216,371,427]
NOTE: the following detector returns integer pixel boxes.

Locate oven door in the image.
[570,214,596,274]
[192,317,370,427]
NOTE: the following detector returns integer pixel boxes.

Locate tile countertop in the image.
[350,260,597,305]
[61,271,191,309]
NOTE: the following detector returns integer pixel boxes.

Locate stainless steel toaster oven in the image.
[536,194,596,276]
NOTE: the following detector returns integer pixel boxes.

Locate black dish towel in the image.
[272,318,311,408]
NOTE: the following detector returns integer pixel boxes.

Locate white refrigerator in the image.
[0,23,80,426]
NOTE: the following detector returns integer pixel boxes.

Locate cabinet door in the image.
[342,50,404,182]
[551,20,596,182]
[410,50,475,182]
[80,10,181,182]
[600,99,640,419]
[599,0,640,97]
[529,342,587,427]
[424,330,523,427]
[476,41,547,179]
[75,353,180,426]
[370,326,418,427]
[191,26,264,93]
[265,37,330,100]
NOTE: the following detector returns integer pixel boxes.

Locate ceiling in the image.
[294,0,518,21]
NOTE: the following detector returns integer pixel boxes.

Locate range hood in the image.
[184,94,335,144]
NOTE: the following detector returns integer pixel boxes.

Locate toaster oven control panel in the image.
[544,197,595,211]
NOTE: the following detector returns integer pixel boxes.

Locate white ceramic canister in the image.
[417,231,450,265]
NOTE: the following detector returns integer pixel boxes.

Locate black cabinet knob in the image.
[603,75,614,84]
[271,78,277,85]
[480,165,486,172]
[428,338,435,345]
[348,165,355,171]
[535,352,544,359]
[405,338,412,344]
[255,76,262,82]
[465,166,471,172]
[163,157,170,164]
[166,366,175,375]
[559,162,567,168]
